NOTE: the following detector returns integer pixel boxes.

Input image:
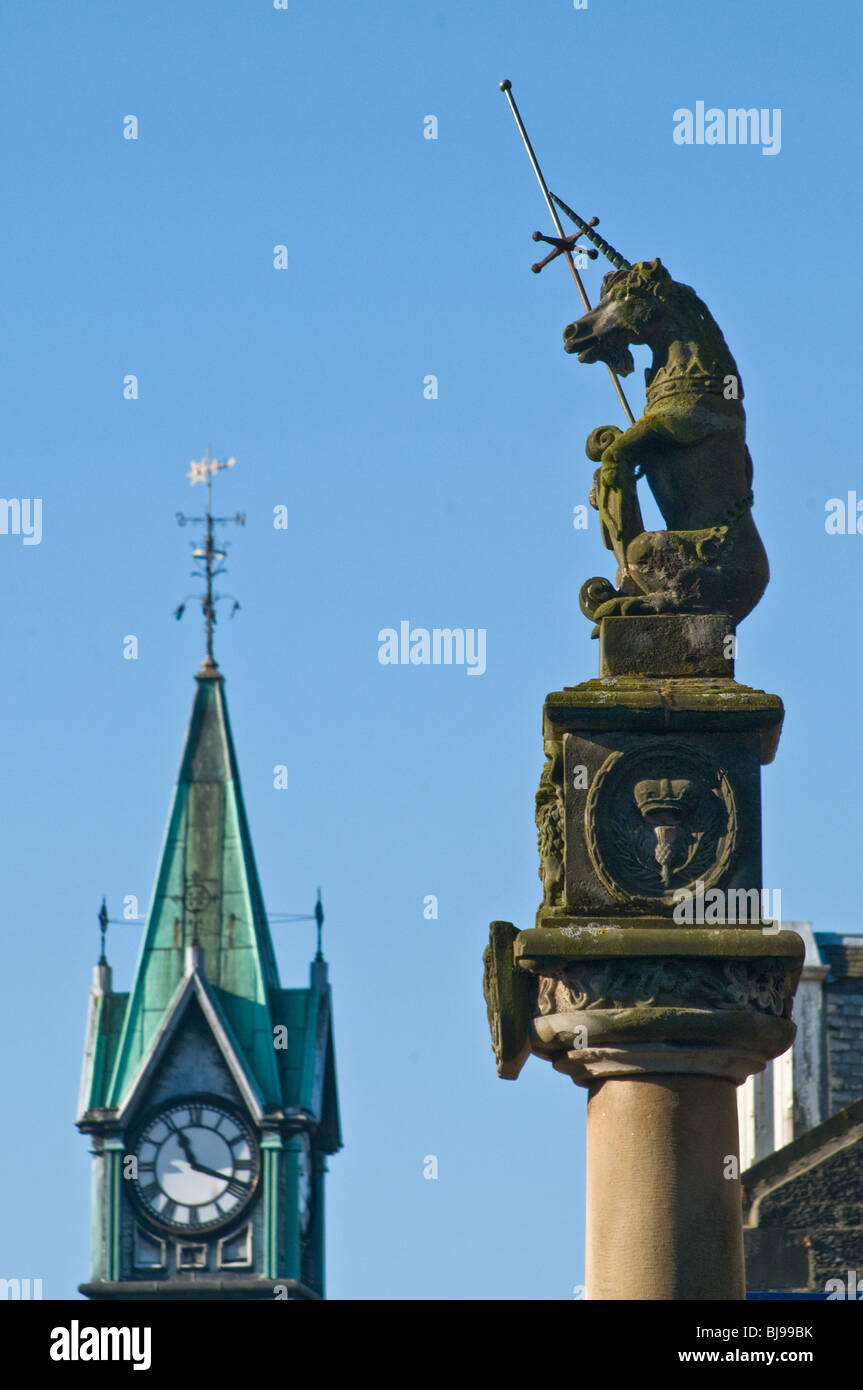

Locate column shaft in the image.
[585,1075,744,1300]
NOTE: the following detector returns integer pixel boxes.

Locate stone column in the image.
[484,615,804,1300]
[586,1075,744,1300]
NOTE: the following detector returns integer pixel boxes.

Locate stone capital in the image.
[484,921,804,1086]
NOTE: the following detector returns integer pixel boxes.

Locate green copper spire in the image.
[105,665,282,1108]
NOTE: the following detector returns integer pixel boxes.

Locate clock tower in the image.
[77,456,341,1300]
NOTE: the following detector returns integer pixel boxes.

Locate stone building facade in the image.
[740,923,863,1295]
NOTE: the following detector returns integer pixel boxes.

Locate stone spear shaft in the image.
[499,79,636,427]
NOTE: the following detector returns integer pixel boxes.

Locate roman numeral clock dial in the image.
[130,1100,260,1233]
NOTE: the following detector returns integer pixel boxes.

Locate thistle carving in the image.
[585,741,737,908]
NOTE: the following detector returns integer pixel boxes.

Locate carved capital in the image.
[536,957,795,1019]
[516,922,804,1087]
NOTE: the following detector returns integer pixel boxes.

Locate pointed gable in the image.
[115,964,268,1124]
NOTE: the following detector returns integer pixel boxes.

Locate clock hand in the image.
[176,1130,197,1164]
[188,1159,236,1183]
[176,1129,218,1176]
[175,1128,242,1185]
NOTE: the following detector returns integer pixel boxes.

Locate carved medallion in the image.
[585,740,737,907]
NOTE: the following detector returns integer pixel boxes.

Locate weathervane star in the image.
[187,458,210,486]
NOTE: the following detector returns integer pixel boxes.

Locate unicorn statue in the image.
[563,258,769,626]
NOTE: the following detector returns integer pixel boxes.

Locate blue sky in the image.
[1,0,861,1300]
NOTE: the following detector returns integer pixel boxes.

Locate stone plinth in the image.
[538,671,783,924]
[599,614,736,678]
[484,614,802,1299]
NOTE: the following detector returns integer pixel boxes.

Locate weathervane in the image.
[174,448,245,666]
[499,79,636,427]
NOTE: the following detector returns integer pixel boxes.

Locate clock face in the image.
[130,1099,260,1233]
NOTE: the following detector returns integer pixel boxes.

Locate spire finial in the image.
[174,449,245,671]
[98,896,109,964]
[314,888,324,960]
